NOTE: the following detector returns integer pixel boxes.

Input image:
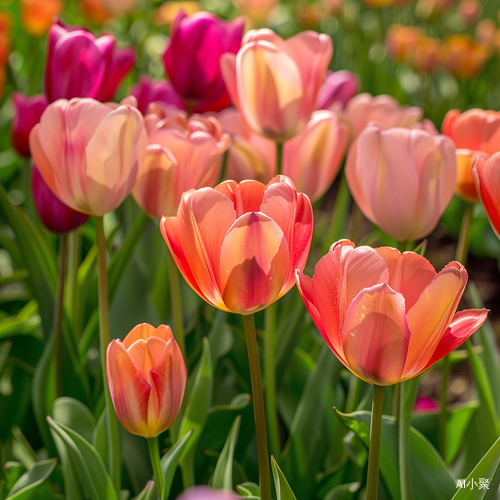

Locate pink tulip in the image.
[30,97,147,216]
[132,106,230,219]
[131,75,186,115]
[343,93,424,138]
[217,107,275,183]
[177,487,237,500]
[45,20,135,102]
[317,70,359,111]
[160,176,313,315]
[107,323,186,438]
[413,396,439,413]
[163,10,244,113]
[221,29,332,142]
[296,240,488,386]
[11,92,48,157]
[283,110,349,202]
[32,164,88,233]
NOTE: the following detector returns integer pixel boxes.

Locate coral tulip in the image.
[131,75,186,115]
[32,164,88,233]
[454,149,487,202]
[132,106,230,218]
[296,240,488,386]
[30,97,147,216]
[221,29,332,142]
[45,20,135,102]
[317,70,359,111]
[345,126,456,241]
[11,92,48,157]
[20,0,63,37]
[107,323,186,438]
[163,10,244,113]
[160,176,313,315]
[282,110,349,202]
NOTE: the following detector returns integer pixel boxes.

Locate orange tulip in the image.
[296,240,488,386]
[132,105,230,219]
[0,12,12,66]
[385,24,422,64]
[30,97,147,216]
[454,149,486,202]
[160,176,313,315]
[107,323,186,438]
[20,0,63,37]
[220,29,332,142]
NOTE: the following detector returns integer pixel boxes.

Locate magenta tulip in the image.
[317,70,359,111]
[131,75,186,115]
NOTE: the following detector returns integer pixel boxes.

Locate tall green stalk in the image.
[147,437,164,499]
[276,142,283,176]
[54,234,67,398]
[95,216,121,494]
[166,251,186,359]
[366,385,385,500]
[242,314,271,500]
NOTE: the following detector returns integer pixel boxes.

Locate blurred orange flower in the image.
[20,0,63,37]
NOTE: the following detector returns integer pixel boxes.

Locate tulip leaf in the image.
[212,415,241,491]
[0,300,41,340]
[272,456,297,500]
[6,459,57,500]
[236,482,261,497]
[131,482,155,500]
[451,436,500,499]
[3,463,26,494]
[334,410,456,500]
[53,397,96,445]
[160,429,194,500]
[207,310,232,367]
[324,482,360,500]
[48,417,118,500]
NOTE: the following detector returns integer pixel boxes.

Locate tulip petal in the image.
[123,323,173,349]
[342,283,411,386]
[292,192,314,274]
[220,212,289,314]
[215,179,266,217]
[220,53,240,109]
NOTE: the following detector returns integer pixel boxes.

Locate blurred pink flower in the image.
[317,70,359,111]
[131,75,186,115]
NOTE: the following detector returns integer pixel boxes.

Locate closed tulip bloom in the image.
[454,149,487,202]
[221,29,332,142]
[161,176,313,315]
[98,45,136,103]
[343,93,423,139]
[296,240,488,386]
[131,75,186,115]
[283,110,349,202]
[11,92,48,157]
[107,323,186,438]
[133,106,230,219]
[346,126,456,241]
[30,98,147,216]
[32,165,88,233]
[317,70,359,111]
[163,11,244,113]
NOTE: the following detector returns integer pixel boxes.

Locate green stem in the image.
[54,234,67,398]
[394,383,401,421]
[166,251,186,360]
[455,202,474,265]
[147,437,164,499]
[345,375,364,414]
[217,149,229,185]
[66,229,81,337]
[264,302,280,459]
[276,142,283,176]
[242,314,272,500]
[95,216,121,494]
[366,385,385,500]
[181,463,195,490]
[439,356,450,457]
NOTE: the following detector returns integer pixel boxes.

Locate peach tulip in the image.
[220,29,332,142]
[345,126,456,242]
[343,93,423,139]
[132,105,230,219]
[454,149,487,202]
[282,110,349,202]
[20,0,63,37]
[296,240,488,386]
[30,98,147,216]
[107,323,186,438]
[161,176,313,315]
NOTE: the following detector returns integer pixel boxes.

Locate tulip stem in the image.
[366,385,385,500]
[394,383,401,420]
[95,216,121,495]
[438,355,450,457]
[265,302,280,459]
[54,234,67,398]
[243,314,272,500]
[66,229,81,335]
[455,202,474,266]
[166,251,186,360]
[147,437,164,499]
[276,142,283,176]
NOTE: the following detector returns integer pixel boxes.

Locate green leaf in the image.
[7,459,57,500]
[0,301,41,340]
[131,482,155,500]
[48,417,118,500]
[212,415,241,491]
[207,311,233,367]
[452,436,500,499]
[159,429,193,500]
[272,457,297,500]
[53,398,96,444]
[236,482,261,497]
[3,463,26,494]
[0,340,12,376]
[324,482,360,500]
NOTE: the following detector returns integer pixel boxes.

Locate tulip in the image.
[107,323,186,438]
[458,0,480,26]
[282,110,349,202]
[131,75,186,115]
[343,94,424,139]
[160,175,313,315]
[410,36,441,73]
[177,487,238,500]
[0,12,11,67]
[345,126,456,241]
[233,0,277,23]
[454,149,487,203]
[20,0,63,37]
[413,396,439,413]
[30,97,147,216]
[133,106,230,219]
[317,70,359,111]
[78,0,111,24]
[102,0,138,14]
[45,20,135,102]
[163,11,244,113]
[296,240,488,386]
[153,1,201,26]
[385,25,421,64]
[475,19,496,45]
[32,164,88,233]
[221,29,332,142]
[11,92,48,157]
